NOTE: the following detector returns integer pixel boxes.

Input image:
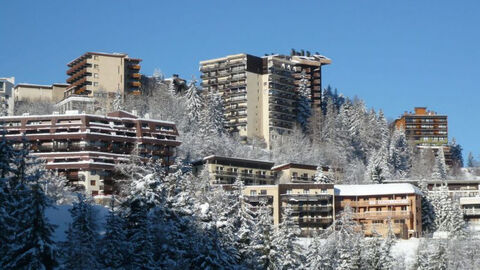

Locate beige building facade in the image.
[0,77,15,115]
[199,53,331,146]
[14,83,68,103]
[64,52,142,98]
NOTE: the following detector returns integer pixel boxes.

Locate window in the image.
[260,190,267,195]
[286,190,292,195]
[303,189,310,194]
[401,206,407,211]
[250,190,257,196]
[94,64,99,69]
[94,55,99,60]
[373,220,383,224]
[394,219,405,224]
[321,189,327,194]
[91,170,96,175]
[90,180,96,186]
[94,73,99,78]
[93,82,99,86]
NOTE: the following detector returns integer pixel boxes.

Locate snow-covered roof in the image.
[335,183,422,196]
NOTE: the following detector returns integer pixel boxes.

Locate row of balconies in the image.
[67,60,90,75]
[340,199,410,207]
[282,194,332,202]
[290,205,333,213]
[463,208,480,216]
[352,210,411,220]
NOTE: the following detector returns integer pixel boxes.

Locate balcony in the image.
[341,199,410,208]
[281,194,332,202]
[352,211,411,220]
[67,60,88,75]
[290,205,333,213]
[130,81,141,87]
[131,73,141,79]
[244,195,274,204]
[463,208,480,216]
[130,90,141,95]
[130,64,141,70]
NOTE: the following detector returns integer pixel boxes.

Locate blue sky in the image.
[1,1,479,160]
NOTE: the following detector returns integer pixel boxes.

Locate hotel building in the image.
[199,53,330,146]
[0,110,180,196]
[335,184,423,239]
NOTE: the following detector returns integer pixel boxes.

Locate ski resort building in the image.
[335,184,423,239]
[191,155,337,186]
[14,83,69,103]
[0,110,180,197]
[199,52,331,146]
[459,197,480,232]
[394,107,452,165]
[243,184,336,237]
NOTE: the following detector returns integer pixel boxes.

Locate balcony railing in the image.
[130,64,141,70]
[352,211,411,220]
[341,199,410,208]
[281,194,331,202]
[463,208,480,216]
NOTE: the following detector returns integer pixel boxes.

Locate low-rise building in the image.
[14,83,68,104]
[459,197,480,232]
[192,155,277,185]
[0,77,15,115]
[335,184,422,239]
[243,183,335,236]
[0,110,181,196]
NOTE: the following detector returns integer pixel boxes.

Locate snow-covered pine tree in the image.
[270,205,304,269]
[365,147,391,183]
[3,156,57,270]
[430,184,466,237]
[62,194,100,269]
[184,77,204,126]
[467,152,476,168]
[431,147,447,180]
[361,236,382,270]
[314,165,332,183]
[111,91,123,111]
[254,202,274,270]
[418,179,436,234]
[296,70,312,132]
[43,170,75,205]
[388,129,411,179]
[377,221,396,270]
[98,197,128,269]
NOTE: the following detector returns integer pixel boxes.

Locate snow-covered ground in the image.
[45,204,109,242]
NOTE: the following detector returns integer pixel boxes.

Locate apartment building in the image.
[394,107,448,146]
[272,162,341,183]
[199,52,330,146]
[14,83,69,103]
[243,183,335,236]
[459,197,480,232]
[335,184,422,239]
[192,155,277,185]
[0,110,180,196]
[0,77,15,115]
[64,52,142,98]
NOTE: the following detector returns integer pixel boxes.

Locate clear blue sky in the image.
[1,0,479,160]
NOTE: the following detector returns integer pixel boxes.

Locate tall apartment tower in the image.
[394,107,448,147]
[65,52,142,98]
[199,53,330,146]
[394,107,451,165]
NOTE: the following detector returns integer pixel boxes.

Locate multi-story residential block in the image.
[64,52,142,98]
[192,155,277,185]
[0,77,15,115]
[14,83,68,103]
[394,107,448,147]
[192,155,339,186]
[199,52,330,146]
[243,183,335,236]
[459,197,480,232]
[336,184,423,239]
[0,110,180,196]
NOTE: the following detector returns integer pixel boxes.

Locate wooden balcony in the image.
[130,64,141,70]
[341,199,410,208]
[131,73,141,79]
[130,81,141,87]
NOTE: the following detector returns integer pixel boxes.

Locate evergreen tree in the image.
[467,152,476,168]
[430,184,466,237]
[388,129,411,179]
[314,165,332,183]
[43,171,75,205]
[255,202,274,270]
[270,205,304,270]
[431,147,447,180]
[3,158,57,270]
[184,77,204,126]
[62,194,100,269]
[112,92,123,111]
[99,197,128,269]
[377,221,396,270]
[365,147,391,183]
[361,237,382,270]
